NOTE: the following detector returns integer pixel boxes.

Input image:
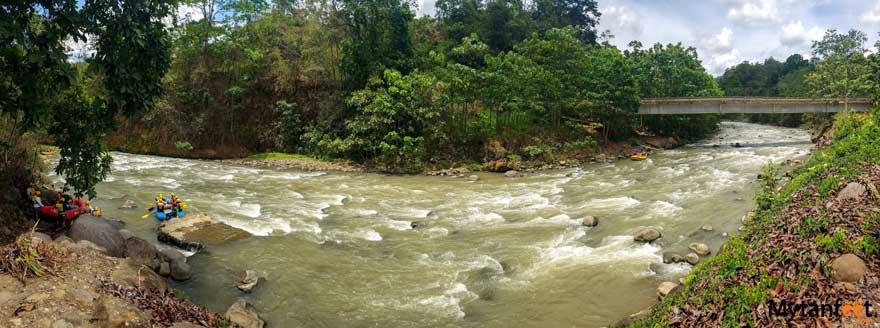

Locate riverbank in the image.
[105,118,691,174]
[0,216,264,328]
[627,111,880,326]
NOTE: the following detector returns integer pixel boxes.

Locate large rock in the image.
[581,216,599,227]
[831,254,867,283]
[158,213,251,252]
[124,237,159,267]
[238,270,267,293]
[688,243,711,256]
[110,258,169,291]
[503,170,521,178]
[160,249,192,281]
[657,281,679,299]
[66,215,126,257]
[633,228,661,242]
[837,182,867,201]
[226,299,265,328]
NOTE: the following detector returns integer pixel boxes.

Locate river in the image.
[49,122,812,327]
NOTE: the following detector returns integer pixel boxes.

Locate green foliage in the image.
[807,29,875,103]
[755,162,781,210]
[1,0,174,197]
[625,42,722,138]
[340,0,415,90]
[718,54,812,127]
[175,141,194,151]
[323,70,447,172]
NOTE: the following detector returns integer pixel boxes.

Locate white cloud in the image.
[780,21,823,47]
[707,27,733,52]
[708,49,742,75]
[726,0,781,25]
[861,1,880,24]
[601,5,643,37]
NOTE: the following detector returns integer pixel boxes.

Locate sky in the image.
[416,0,880,75]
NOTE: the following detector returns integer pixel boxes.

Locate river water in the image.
[51,122,811,327]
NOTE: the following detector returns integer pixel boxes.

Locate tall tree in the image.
[339,0,415,90]
[806,29,874,110]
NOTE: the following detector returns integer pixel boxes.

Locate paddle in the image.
[141,206,155,219]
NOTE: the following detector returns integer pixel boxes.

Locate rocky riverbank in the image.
[627,111,880,326]
[0,215,265,328]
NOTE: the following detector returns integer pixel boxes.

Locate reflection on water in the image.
[53,122,811,327]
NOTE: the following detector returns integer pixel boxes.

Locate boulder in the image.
[110,258,169,291]
[238,270,267,293]
[160,249,192,281]
[30,232,52,246]
[119,200,137,209]
[657,281,679,299]
[170,261,192,281]
[633,228,661,242]
[124,237,159,267]
[685,253,700,265]
[831,254,867,283]
[700,224,713,232]
[662,252,683,264]
[688,243,711,256]
[226,299,265,328]
[837,182,867,201]
[467,175,479,181]
[503,170,521,178]
[159,262,171,277]
[118,229,134,241]
[157,213,251,252]
[581,216,599,227]
[66,214,126,257]
[171,322,207,328]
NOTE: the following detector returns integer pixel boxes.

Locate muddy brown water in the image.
[48,122,811,327]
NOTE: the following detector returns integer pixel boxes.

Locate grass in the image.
[246,152,319,160]
[628,109,880,327]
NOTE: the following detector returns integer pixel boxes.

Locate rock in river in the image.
[581,216,599,227]
[158,213,251,252]
[226,299,265,328]
[700,224,713,231]
[685,253,700,265]
[633,228,661,242]
[831,254,866,283]
[688,243,711,256]
[503,170,521,178]
[238,270,267,293]
[160,249,192,281]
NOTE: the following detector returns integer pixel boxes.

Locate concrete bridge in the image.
[638,97,873,115]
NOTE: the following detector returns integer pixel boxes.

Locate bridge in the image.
[638,97,873,115]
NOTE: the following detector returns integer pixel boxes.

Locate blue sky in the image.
[416,0,880,75]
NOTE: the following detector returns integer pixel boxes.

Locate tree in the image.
[339,0,415,90]
[806,29,874,110]
[626,42,722,138]
[532,0,601,44]
[1,0,174,197]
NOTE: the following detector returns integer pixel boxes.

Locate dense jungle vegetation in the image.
[104,0,724,172]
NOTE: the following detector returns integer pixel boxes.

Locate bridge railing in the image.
[638,97,874,115]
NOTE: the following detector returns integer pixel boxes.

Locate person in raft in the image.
[147,193,187,221]
[29,186,94,227]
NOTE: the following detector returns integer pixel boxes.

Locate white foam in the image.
[580,196,640,210]
[651,201,682,217]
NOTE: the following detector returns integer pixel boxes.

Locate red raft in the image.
[38,198,89,221]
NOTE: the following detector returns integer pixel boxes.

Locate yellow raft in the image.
[630,153,648,161]
[40,148,58,156]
